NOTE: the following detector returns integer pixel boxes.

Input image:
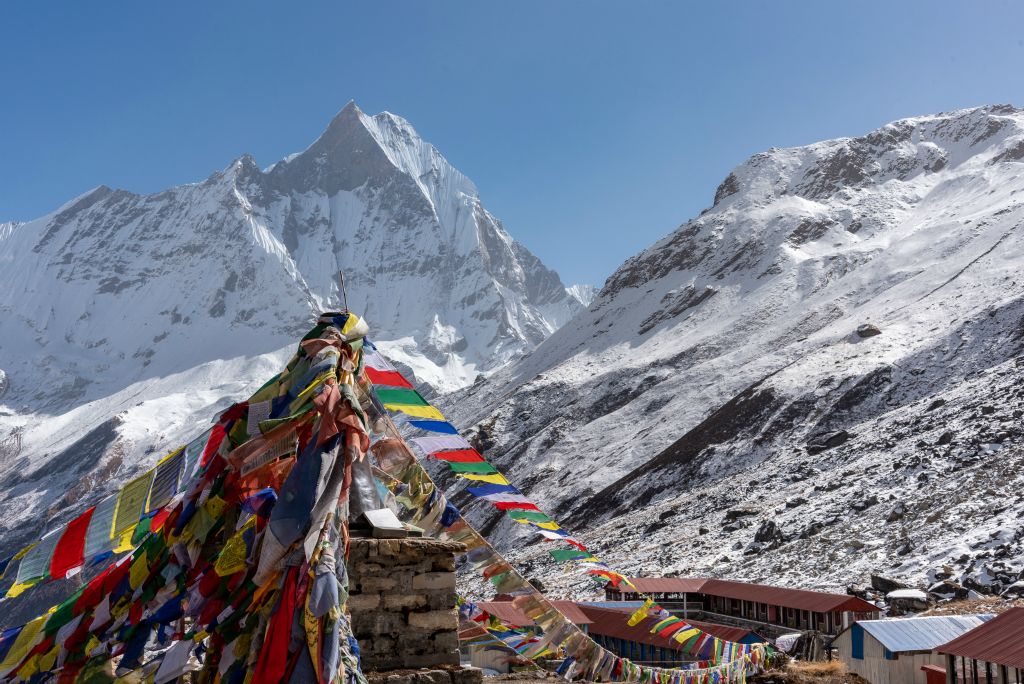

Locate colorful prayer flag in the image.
[384,403,446,421]
[407,420,459,434]
[432,449,486,463]
[364,368,413,388]
[49,507,94,581]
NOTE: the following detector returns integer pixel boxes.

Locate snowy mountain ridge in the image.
[441,104,1024,599]
[0,102,583,556]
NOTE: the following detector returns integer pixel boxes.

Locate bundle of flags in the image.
[0,312,372,683]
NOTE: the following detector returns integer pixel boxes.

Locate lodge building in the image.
[938,607,1024,684]
[833,614,993,684]
[605,577,881,635]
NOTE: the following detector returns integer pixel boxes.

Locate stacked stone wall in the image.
[348,537,466,671]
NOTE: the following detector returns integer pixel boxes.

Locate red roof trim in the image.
[476,600,593,627]
[611,577,878,614]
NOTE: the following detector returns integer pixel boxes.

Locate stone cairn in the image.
[348,537,482,684]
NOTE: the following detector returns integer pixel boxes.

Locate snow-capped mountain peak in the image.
[0,103,584,563]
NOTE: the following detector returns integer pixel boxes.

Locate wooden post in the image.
[946,654,956,684]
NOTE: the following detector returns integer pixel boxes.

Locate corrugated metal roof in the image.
[612,578,710,594]
[857,615,995,653]
[475,600,593,627]
[938,607,1024,669]
[613,577,879,614]
[699,579,880,614]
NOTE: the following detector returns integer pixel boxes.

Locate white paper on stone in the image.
[362,508,404,530]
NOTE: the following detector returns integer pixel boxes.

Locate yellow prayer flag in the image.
[112,525,137,554]
[0,614,47,673]
[673,628,700,644]
[36,645,58,674]
[205,495,227,519]
[456,473,510,485]
[383,403,445,421]
[11,543,36,561]
[215,517,255,576]
[5,580,37,599]
[532,521,561,531]
[113,471,154,537]
[129,550,149,590]
[627,599,653,627]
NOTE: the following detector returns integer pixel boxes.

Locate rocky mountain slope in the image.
[441,104,1024,600]
[0,102,584,555]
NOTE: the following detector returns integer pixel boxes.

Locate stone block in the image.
[426,590,457,610]
[413,670,451,684]
[383,593,427,610]
[452,668,484,684]
[352,611,404,637]
[402,652,460,668]
[408,609,457,632]
[412,572,456,591]
[360,576,397,592]
[384,675,414,684]
[432,631,459,652]
[347,593,381,612]
[431,556,456,572]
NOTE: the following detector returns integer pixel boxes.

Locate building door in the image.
[851,625,864,660]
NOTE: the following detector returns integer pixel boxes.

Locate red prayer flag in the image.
[50,507,95,580]
[149,507,171,533]
[201,424,227,468]
[658,620,685,638]
[432,449,485,463]
[492,501,541,512]
[365,368,413,389]
[252,566,300,684]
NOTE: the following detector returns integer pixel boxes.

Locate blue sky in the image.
[2,2,1022,286]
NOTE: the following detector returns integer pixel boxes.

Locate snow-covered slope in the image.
[443,104,1024,599]
[0,102,582,554]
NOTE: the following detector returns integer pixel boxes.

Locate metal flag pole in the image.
[338,270,350,313]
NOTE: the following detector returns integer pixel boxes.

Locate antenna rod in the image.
[338,271,350,313]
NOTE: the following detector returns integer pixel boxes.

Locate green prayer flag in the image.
[548,549,589,563]
[447,461,499,474]
[506,510,551,523]
[374,388,429,407]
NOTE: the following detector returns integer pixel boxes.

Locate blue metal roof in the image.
[858,615,995,653]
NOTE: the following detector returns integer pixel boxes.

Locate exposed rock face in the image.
[441,105,1024,596]
[856,324,882,338]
